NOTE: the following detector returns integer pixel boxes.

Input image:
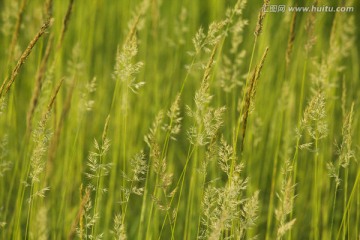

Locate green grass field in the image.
[0,0,359,239]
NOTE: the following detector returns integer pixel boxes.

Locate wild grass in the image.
[0,0,359,239]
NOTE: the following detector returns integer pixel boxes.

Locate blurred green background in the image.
[0,0,359,239]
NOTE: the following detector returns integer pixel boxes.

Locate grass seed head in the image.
[113,214,127,240]
[254,0,270,36]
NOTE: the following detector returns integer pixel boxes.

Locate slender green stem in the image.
[91,148,104,237]
[195,172,207,238]
[312,137,319,240]
[158,146,195,237]
[137,155,152,240]
[184,145,200,240]
[171,145,195,239]
[145,174,159,239]
[289,57,307,240]
[105,79,122,231]
[336,170,360,239]
[25,184,34,240]
[330,181,339,239]
[122,86,129,214]
[342,168,349,239]
[265,110,284,240]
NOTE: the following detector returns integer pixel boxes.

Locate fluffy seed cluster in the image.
[191,21,227,56]
[163,94,182,140]
[121,151,148,200]
[254,0,270,36]
[300,92,328,142]
[113,36,145,94]
[113,213,127,240]
[327,103,355,187]
[200,167,259,239]
[275,159,296,240]
[219,0,248,92]
[187,47,226,146]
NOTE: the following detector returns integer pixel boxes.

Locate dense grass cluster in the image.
[0,0,359,239]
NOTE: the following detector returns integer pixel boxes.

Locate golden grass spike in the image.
[286,12,297,68]
[37,78,64,128]
[304,1,318,54]
[254,0,270,36]
[68,185,91,240]
[57,0,75,50]
[0,18,53,98]
[125,0,150,44]
[7,0,27,65]
[46,78,64,114]
[47,77,76,169]
[252,47,269,98]
[240,47,269,151]
[44,0,53,19]
[256,47,269,77]
[201,44,218,86]
[27,35,54,131]
[240,66,257,151]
